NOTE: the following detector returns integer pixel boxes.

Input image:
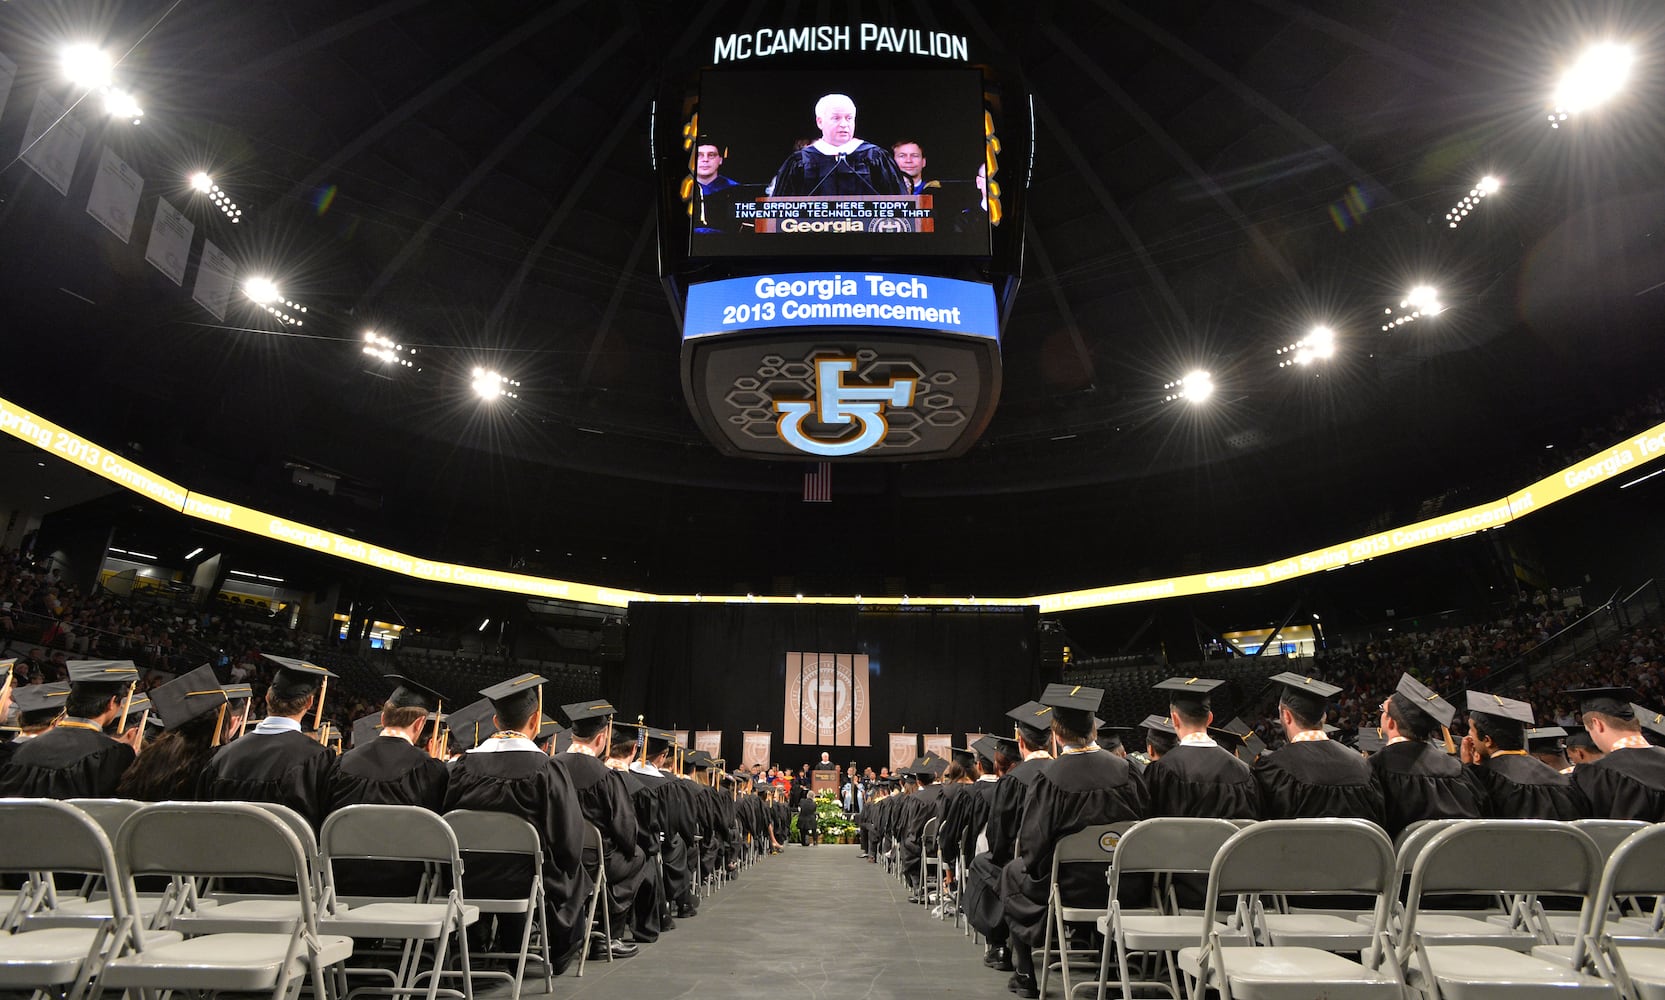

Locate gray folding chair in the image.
[576,823,609,976]
[1399,820,1616,999]
[1372,819,1535,952]
[98,802,354,1000]
[1036,821,1135,1000]
[1579,823,1665,998]
[444,809,554,1000]
[0,798,180,1000]
[919,817,942,903]
[1177,819,1406,1000]
[319,804,479,1000]
[172,800,339,933]
[1095,817,1248,1000]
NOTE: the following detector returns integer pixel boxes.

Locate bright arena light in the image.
[362,331,418,369]
[243,277,280,304]
[103,88,142,123]
[1163,370,1213,404]
[1477,175,1501,195]
[1381,286,1445,331]
[471,367,520,400]
[60,44,113,90]
[1446,176,1500,229]
[1278,325,1336,368]
[189,171,213,193]
[1553,42,1635,117]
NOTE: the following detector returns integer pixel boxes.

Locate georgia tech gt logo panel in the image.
[775,358,917,457]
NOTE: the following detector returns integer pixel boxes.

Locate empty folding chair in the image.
[919,817,942,903]
[1095,817,1248,1000]
[1374,819,1536,952]
[1399,819,1616,998]
[1036,821,1135,1000]
[170,800,338,934]
[1177,819,1406,1000]
[444,809,554,1000]
[98,802,353,1000]
[319,805,479,1000]
[0,798,182,1000]
[1579,823,1665,998]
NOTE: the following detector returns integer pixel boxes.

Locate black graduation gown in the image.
[1572,746,1665,821]
[965,756,1052,940]
[324,736,450,897]
[656,773,698,904]
[936,781,978,869]
[198,728,334,830]
[769,142,910,197]
[797,794,818,839]
[1254,739,1386,826]
[1470,754,1585,820]
[1369,741,1487,839]
[554,752,646,920]
[901,783,945,881]
[0,724,134,799]
[444,744,591,959]
[998,750,1149,946]
[1145,743,1260,819]
[615,767,666,942]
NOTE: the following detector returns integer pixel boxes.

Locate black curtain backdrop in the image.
[611,603,1039,772]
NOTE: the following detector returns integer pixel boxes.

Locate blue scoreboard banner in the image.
[683,271,1000,341]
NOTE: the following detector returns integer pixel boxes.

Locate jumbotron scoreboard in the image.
[655,12,1031,461]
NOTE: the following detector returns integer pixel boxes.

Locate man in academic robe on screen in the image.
[768,93,909,198]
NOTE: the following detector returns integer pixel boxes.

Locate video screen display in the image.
[689,69,991,257]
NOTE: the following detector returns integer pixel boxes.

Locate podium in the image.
[810,768,840,793]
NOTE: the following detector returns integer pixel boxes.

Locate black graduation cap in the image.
[1395,673,1457,729]
[1208,725,1246,752]
[687,749,714,768]
[1465,690,1535,726]
[949,746,977,769]
[223,683,252,702]
[262,655,336,698]
[65,659,139,687]
[1241,731,1268,759]
[1039,683,1105,714]
[971,734,1008,763]
[1566,686,1637,719]
[1096,725,1133,752]
[1634,704,1665,739]
[1564,725,1598,752]
[1268,672,1341,721]
[1526,726,1568,752]
[384,674,445,713]
[14,683,69,716]
[912,753,948,777]
[1007,700,1053,728]
[1139,714,1176,735]
[1155,676,1226,715]
[445,697,498,751]
[149,664,229,731]
[535,715,566,744]
[351,712,383,748]
[1355,728,1388,754]
[479,673,547,728]
[559,698,616,738]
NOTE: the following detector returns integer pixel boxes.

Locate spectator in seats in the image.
[1370,674,1486,838]
[444,674,590,974]
[1461,694,1584,820]
[0,660,138,798]
[117,664,231,801]
[554,698,644,960]
[198,655,337,830]
[1567,687,1665,821]
[1254,673,1385,824]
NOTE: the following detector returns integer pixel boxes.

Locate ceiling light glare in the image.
[243,276,280,304]
[362,331,417,368]
[190,171,213,193]
[60,44,113,90]
[1164,369,1213,403]
[1278,325,1336,368]
[1553,42,1635,115]
[104,88,142,122]
[1477,175,1501,195]
[471,368,521,400]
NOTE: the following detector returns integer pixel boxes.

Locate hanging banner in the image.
[21,89,86,196]
[671,729,690,749]
[192,238,235,321]
[144,196,194,286]
[694,729,722,762]
[86,146,143,243]
[888,732,917,774]
[782,651,871,746]
[742,730,771,769]
[922,734,953,761]
[965,732,987,752]
[0,52,17,124]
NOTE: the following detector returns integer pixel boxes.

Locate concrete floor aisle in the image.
[519,844,1019,999]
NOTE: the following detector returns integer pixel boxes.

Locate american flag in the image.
[803,462,831,502]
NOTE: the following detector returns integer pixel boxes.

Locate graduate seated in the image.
[0,659,140,799]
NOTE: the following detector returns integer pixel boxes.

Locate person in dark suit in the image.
[797,787,819,845]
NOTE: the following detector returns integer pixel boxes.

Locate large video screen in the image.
[689,69,991,257]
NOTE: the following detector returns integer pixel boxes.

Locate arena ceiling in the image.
[1,0,1663,600]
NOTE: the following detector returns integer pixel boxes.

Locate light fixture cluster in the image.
[471,368,520,400]
[1276,326,1337,368]
[191,172,241,223]
[1380,285,1444,332]
[1549,42,1634,126]
[60,44,143,124]
[1445,175,1500,229]
[363,331,418,369]
[242,277,305,326]
[1163,370,1214,404]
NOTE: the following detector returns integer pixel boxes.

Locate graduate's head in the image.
[694,137,725,183]
[891,140,925,180]
[1566,688,1645,753]
[814,93,857,145]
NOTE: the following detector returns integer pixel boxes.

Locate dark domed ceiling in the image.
[1,0,1663,598]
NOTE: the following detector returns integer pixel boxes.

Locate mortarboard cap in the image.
[1241,731,1268,759]
[14,683,69,716]
[149,664,228,731]
[1139,715,1176,735]
[971,734,1007,762]
[478,674,546,727]
[445,698,498,751]
[1526,726,1567,752]
[385,674,445,713]
[223,683,252,701]
[1355,728,1388,754]
[687,749,714,768]
[1465,690,1535,727]
[65,659,139,686]
[1268,672,1341,720]
[262,655,336,699]
[1394,673,1457,729]
[1566,686,1637,719]
[559,699,616,738]
[911,753,948,777]
[1039,683,1105,714]
[1006,700,1053,728]
[1208,726,1246,751]
[1155,676,1226,714]
[949,746,977,769]
[1564,725,1598,752]
[535,715,565,743]
[1096,725,1132,751]
[351,712,384,748]
[1634,704,1665,739]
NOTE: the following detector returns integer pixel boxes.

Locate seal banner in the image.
[782,652,871,746]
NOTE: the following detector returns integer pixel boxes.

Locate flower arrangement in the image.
[814,790,856,838]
